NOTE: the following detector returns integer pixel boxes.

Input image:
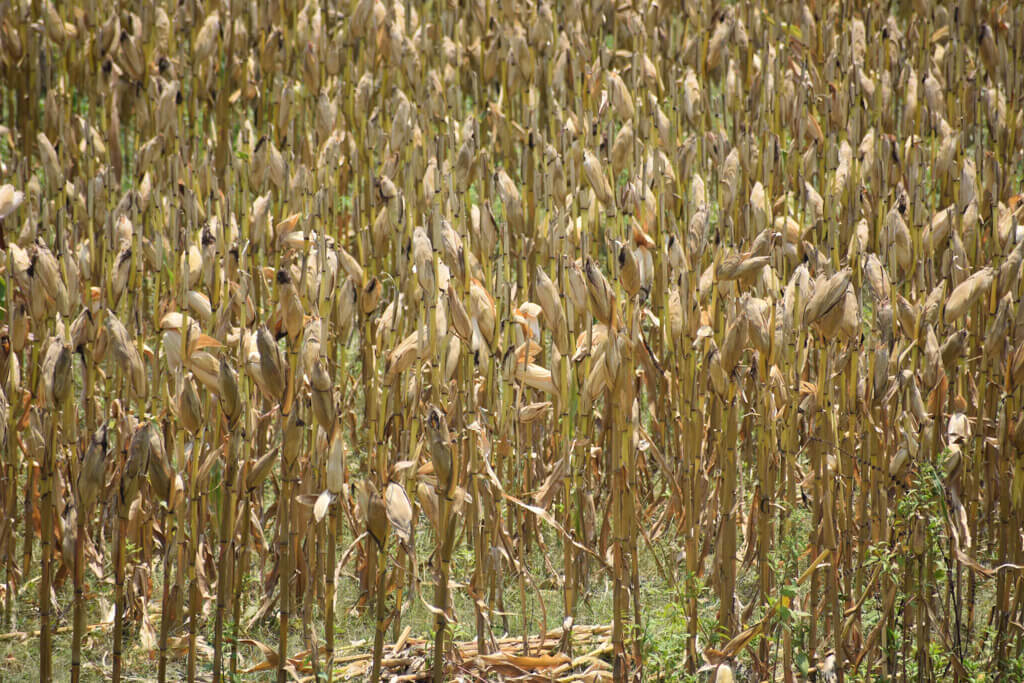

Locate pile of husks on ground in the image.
[1,0,1023,680]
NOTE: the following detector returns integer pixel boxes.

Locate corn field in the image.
[1,0,1024,680]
